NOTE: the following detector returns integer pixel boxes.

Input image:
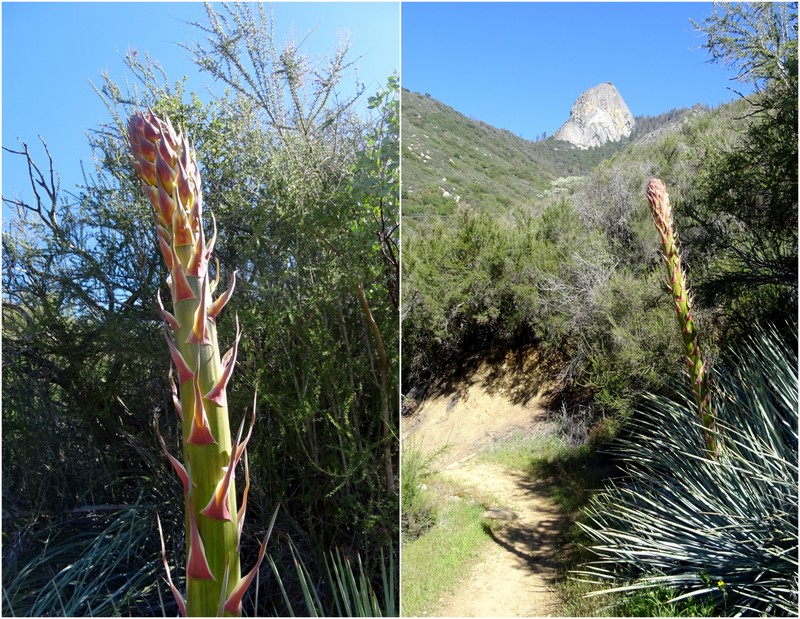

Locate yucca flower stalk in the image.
[129,109,271,616]
[646,178,717,456]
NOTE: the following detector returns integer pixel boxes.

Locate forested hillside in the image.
[402,12,797,422]
[402,88,699,230]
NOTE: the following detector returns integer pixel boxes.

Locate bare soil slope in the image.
[404,348,556,469]
[403,350,568,617]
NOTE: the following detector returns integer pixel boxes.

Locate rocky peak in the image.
[553,82,635,149]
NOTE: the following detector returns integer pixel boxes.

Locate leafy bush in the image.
[401,445,440,540]
[576,324,798,616]
[3,3,399,613]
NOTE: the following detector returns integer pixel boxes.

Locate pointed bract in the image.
[208,271,237,323]
[237,451,251,550]
[157,141,178,196]
[170,248,196,302]
[156,422,189,494]
[143,183,161,216]
[201,408,253,521]
[186,273,211,345]
[157,289,181,331]
[187,505,215,580]
[157,233,174,271]
[235,401,257,463]
[168,369,183,421]
[205,213,217,264]
[156,513,187,617]
[164,327,194,384]
[156,183,177,227]
[200,464,235,522]
[204,317,241,407]
[210,257,221,295]
[224,505,279,616]
[188,366,217,445]
[186,222,208,278]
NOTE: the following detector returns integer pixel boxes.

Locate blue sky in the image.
[2,2,399,218]
[402,2,752,140]
[2,2,754,221]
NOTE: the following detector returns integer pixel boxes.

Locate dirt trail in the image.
[404,349,568,617]
[434,461,567,617]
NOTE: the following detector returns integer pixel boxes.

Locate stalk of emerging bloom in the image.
[646,177,717,456]
[129,109,268,616]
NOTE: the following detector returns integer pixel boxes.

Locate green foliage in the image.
[576,325,798,616]
[403,178,683,420]
[400,445,440,540]
[692,2,797,92]
[2,3,398,614]
[2,502,164,617]
[686,2,798,334]
[2,126,168,517]
[402,89,581,229]
[611,586,718,617]
[269,539,396,617]
[402,208,521,386]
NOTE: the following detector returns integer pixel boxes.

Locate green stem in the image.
[129,110,269,616]
[646,177,717,456]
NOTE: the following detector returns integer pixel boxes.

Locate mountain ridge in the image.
[402,88,703,227]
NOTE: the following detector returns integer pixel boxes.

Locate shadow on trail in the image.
[482,519,566,577]
[481,468,573,581]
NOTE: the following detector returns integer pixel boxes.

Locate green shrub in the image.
[401,445,440,540]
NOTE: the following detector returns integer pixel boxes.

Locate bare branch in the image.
[2,136,60,230]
